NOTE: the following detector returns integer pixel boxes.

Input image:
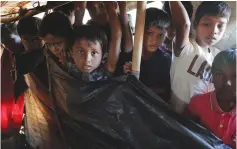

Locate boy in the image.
[73,1,133,75]
[123,8,171,102]
[186,49,236,148]
[169,2,231,113]
[69,2,122,82]
[17,17,43,52]
[162,1,193,55]
[16,16,48,87]
[39,11,73,64]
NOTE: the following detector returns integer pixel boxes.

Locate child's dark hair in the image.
[39,11,73,39]
[71,25,108,55]
[163,1,193,21]
[212,48,236,73]
[17,17,42,37]
[194,2,231,25]
[145,8,171,30]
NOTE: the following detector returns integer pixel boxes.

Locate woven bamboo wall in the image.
[24,89,64,149]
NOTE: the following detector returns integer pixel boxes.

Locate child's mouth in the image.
[206,37,216,42]
[83,65,92,71]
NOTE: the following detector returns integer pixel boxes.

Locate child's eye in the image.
[203,23,211,27]
[218,24,224,30]
[91,51,98,56]
[78,50,84,55]
[215,72,223,77]
[147,31,153,36]
[159,34,164,38]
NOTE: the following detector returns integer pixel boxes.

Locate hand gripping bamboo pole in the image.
[132,1,146,79]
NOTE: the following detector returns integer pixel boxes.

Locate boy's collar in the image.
[210,91,236,115]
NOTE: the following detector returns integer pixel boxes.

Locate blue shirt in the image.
[140,49,171,89]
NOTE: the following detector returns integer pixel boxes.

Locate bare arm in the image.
[169,1,191,57]
[105,2,122,73]
[118,1,133,53]
[74,1,87,27]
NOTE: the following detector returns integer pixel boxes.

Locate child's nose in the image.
[150,38,157,45]
[210,25,219,36]
[85,53,92,62]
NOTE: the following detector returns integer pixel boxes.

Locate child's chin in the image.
[81,68,94,73]
[204,40,218,47]
[147,49,157,53]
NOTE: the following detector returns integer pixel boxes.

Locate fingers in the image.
[58,50,67,64]
[123,61,132,73]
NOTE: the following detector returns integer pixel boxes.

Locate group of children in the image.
[1,1,236,148]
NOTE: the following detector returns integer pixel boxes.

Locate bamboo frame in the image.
[131,1,147,79]
[0,1,71,24]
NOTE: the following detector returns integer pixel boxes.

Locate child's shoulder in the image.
[188,92,212,114]
[190,92,211,107]
[175,38,196,57]
[210,46,221,56]
[156,49,171,60]
[184,39,220,57]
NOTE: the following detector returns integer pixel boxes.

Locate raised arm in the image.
[169,1,191,57]
[105,2,122,73]
[118,1,133,53]
[74,1,87,27]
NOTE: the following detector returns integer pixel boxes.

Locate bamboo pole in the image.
[132,1,146,79]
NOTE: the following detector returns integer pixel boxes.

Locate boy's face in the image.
[42,34,67,58]
[195,16,228,47]
[212,64,236,105]
[71,39,103,73]
[87,2,108,25]
[21,35,44,52]
[143,25,166,52]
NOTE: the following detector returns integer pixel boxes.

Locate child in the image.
[17,17,43,52]
[16,16,48,87]
[69,2,122,82]
[162,1,193,55]
[39,11,73,64]
[123,8,171,102]
[169,2,231,113]
[186,49,236,148]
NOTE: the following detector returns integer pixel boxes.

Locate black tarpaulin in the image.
[46,54,231,149]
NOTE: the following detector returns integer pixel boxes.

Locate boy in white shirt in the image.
[169,2,231,113]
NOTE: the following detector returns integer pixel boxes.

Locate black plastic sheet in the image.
[54,75,231,149]
[45,51,231,149]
